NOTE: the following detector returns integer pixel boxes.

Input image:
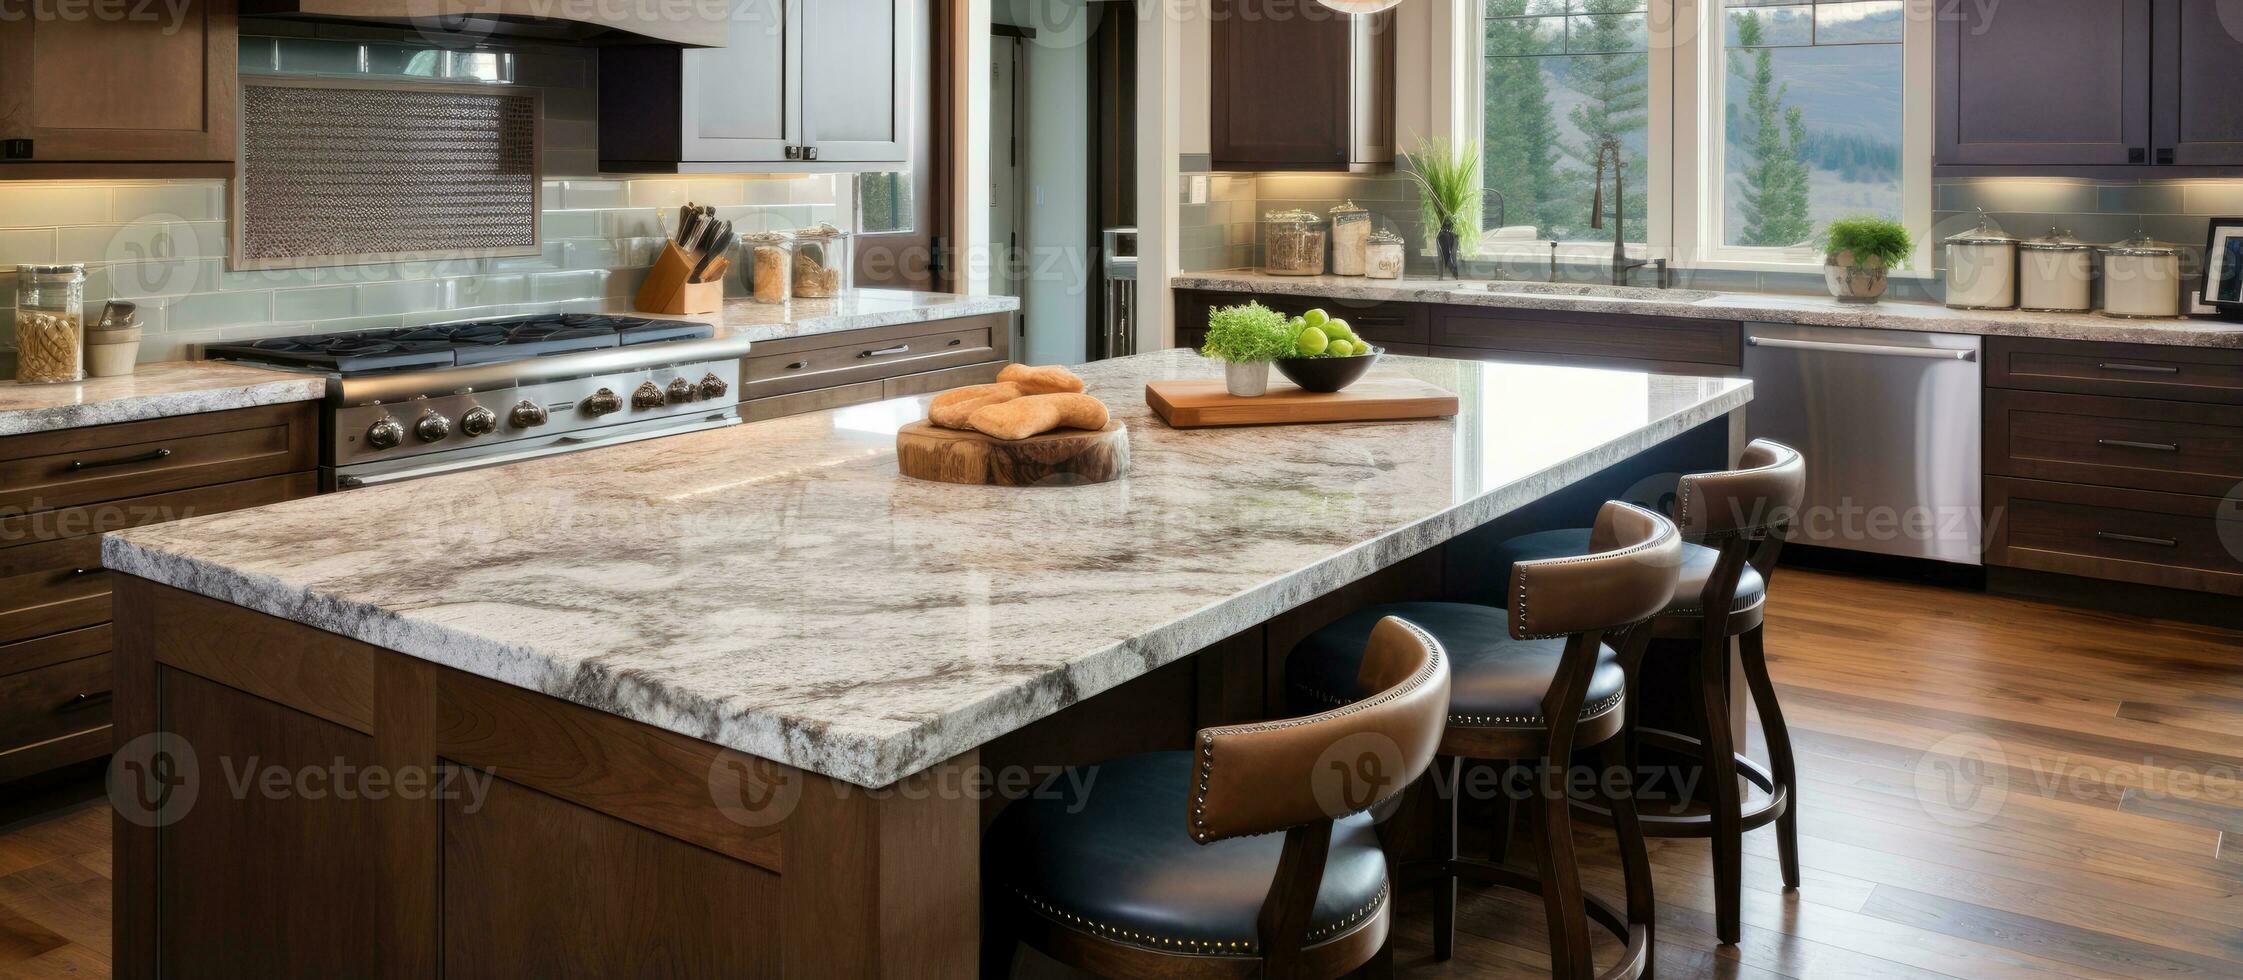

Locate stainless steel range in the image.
[207,313,749,489]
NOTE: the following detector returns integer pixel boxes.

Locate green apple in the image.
[1302,309,1330,331]
[1295,326,1330,356]
[1327,339,1355,357]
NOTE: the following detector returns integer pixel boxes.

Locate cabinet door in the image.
[1936,0,2151,166]
[680,0,802,163]
[2154,0,2243,165]
[0,0,235,163]
[801,0,911,162]
[1210,0,1353,170]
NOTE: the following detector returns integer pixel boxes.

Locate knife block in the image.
[636,241,725,315]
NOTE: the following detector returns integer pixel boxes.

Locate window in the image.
[1471,0,1929,270]
[1480,0,1653,245]
[856,171,915,235]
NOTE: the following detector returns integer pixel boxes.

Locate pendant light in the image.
[1318,0,1404,12]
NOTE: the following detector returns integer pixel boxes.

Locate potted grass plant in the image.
[1821,216,1912,304]
[1200,301,1296,396]
[1404,137,1481,280]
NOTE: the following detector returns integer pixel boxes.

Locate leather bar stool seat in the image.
[1287,602,1624,729]
[986,751,1390,957]
[1492,528,1766,622]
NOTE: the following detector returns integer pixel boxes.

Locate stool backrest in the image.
[1189,616,1450,844]
[1677,439,1806,611]
[1507,500,1682,640]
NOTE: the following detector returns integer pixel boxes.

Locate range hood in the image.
[240,0,727,47]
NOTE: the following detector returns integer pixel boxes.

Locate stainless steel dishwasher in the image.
[1741,323,1983,565]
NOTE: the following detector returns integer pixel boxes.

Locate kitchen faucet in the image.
[1590,135,1669,289]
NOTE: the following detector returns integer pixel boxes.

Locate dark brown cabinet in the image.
[1937,0,2243,171]
[1208,0,1392,172]
[0,0,236,176]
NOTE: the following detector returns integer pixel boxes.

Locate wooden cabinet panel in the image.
[0,0,236,167]
[683,0,798,163]
[744,320,997,400]
[1986,337,2243,404]
[801,0,910,162]
[1986,477,2243,596]
[1937,0,2151,167]
[1210,0,1393,171]
[2154,0,2243,166]
[1432,306,1741,371]
[0,652,107,752]
[0,623,107,678]
[0,402,316,515]
[1986,389,2243,497]
[154,668,377,977]
[884,361,1004,398]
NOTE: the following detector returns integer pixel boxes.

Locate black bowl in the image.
[1273,348,1383,393]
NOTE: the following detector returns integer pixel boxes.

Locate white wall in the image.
[996,0,1098,363]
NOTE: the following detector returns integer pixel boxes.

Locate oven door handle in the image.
[335,416,740,488]
[1746,335,1977,361]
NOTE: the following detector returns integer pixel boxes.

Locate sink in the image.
[1462,281,1717,303]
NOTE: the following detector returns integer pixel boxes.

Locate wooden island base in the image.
[111,418,1728,977]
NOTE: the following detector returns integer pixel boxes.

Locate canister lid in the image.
[13,263,86,281]
[1263,208,1321,225]
[1945,210,2016,245]
[2102,232,2181,257]
[1367,228,1404,245]
[791,222,847,241]
[742,230,793,244]
[2019,227,2092,251]
[1328,199,1367,218]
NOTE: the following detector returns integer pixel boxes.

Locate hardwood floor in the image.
[4,568,2241,978]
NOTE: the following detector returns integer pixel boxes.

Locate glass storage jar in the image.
[1261,209,1326,276]
[1364,228,1405,280]
[743,230,793,305]
[790,223,852,298]
[15,264,86,384]
[1328,200,1370,276]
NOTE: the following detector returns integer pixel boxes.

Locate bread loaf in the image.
[927,382,1025,429]
[966,392,1109,440]
[996,363,1086,395]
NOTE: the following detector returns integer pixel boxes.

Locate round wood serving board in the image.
[896,419,1129,487]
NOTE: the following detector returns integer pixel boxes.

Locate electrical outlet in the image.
[1188,175,1209,205]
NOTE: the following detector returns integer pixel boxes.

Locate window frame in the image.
[1466,0,1933,275]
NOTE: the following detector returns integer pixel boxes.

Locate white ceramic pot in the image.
[1224,360,1270,397]
[1824,250,1889,304]
[85,338,139,377]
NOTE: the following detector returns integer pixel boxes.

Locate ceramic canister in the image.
[2018,228,2094,313]
[1944,212,2018,310]
[2100,234,2184,319]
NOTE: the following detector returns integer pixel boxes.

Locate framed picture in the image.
[2203,217,2243,316]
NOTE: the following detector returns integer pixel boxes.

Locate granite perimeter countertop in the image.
[1172,271,2243,349]
[104,349,1750,788]
[0,361,328,437]
[678,289,1019,345]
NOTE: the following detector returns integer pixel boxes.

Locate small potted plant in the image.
[1200,301,1295,396]
[1404,137,1481,280]
[1821,216,1912,304]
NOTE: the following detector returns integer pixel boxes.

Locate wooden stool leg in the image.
[1488,782,1515,866]
[1434,755,1461,962]
[1691,633,1744,946]
[1738,623,1801,890]
[1600,737,1656,980]
[1531,761,1594,979]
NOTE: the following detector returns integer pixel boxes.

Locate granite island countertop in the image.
[103,349,1749,788]
[0,361,328,437]
[1173,271,2243,349]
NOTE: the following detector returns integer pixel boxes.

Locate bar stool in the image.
[1487,440,1805,946]
[1286,501,1683,980]
[983,616,1451,979]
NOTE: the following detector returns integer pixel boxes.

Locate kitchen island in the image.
[102,350,1749,976]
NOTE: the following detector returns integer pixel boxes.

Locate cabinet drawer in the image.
[0,542,110,647]
[0,402,316,514]
[0,653,111,754]
[1986,389,2243,496]
[0,624,110,678]
[1986,477,2243,595]
[742,381,887,422]
[744,322,997,399]
[0,470,316,554]
[883,362,1004,399]
[1432,307,1740,370]
[1250,295,1431,346]
[1987,337,2243,404]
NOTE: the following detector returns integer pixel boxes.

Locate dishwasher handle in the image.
[1747,335,1977,361]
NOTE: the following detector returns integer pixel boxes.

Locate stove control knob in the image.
[459,405,498,437]
[631,381,666,410]
[510,400,549,428]
[366,415,405,450]
[415,410,451,443]
[698,372,730,400]
[666,377,696,403]
[583,388,623,417]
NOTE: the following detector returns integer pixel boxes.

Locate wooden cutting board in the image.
[896,419,1129,486]
[1145,377,1460,428]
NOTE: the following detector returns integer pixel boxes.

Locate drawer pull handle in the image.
[947,338,962,347]
[68,447,171,471]
[858,344,911,359]
[2096,362,2180,375]
[60,690,112,712]
[2096,438,2179,452]
[2096,531,2177,548]
[785,360,809,371]
[68,567,102,577]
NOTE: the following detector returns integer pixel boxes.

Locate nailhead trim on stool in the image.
[1010,880,1391,955]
